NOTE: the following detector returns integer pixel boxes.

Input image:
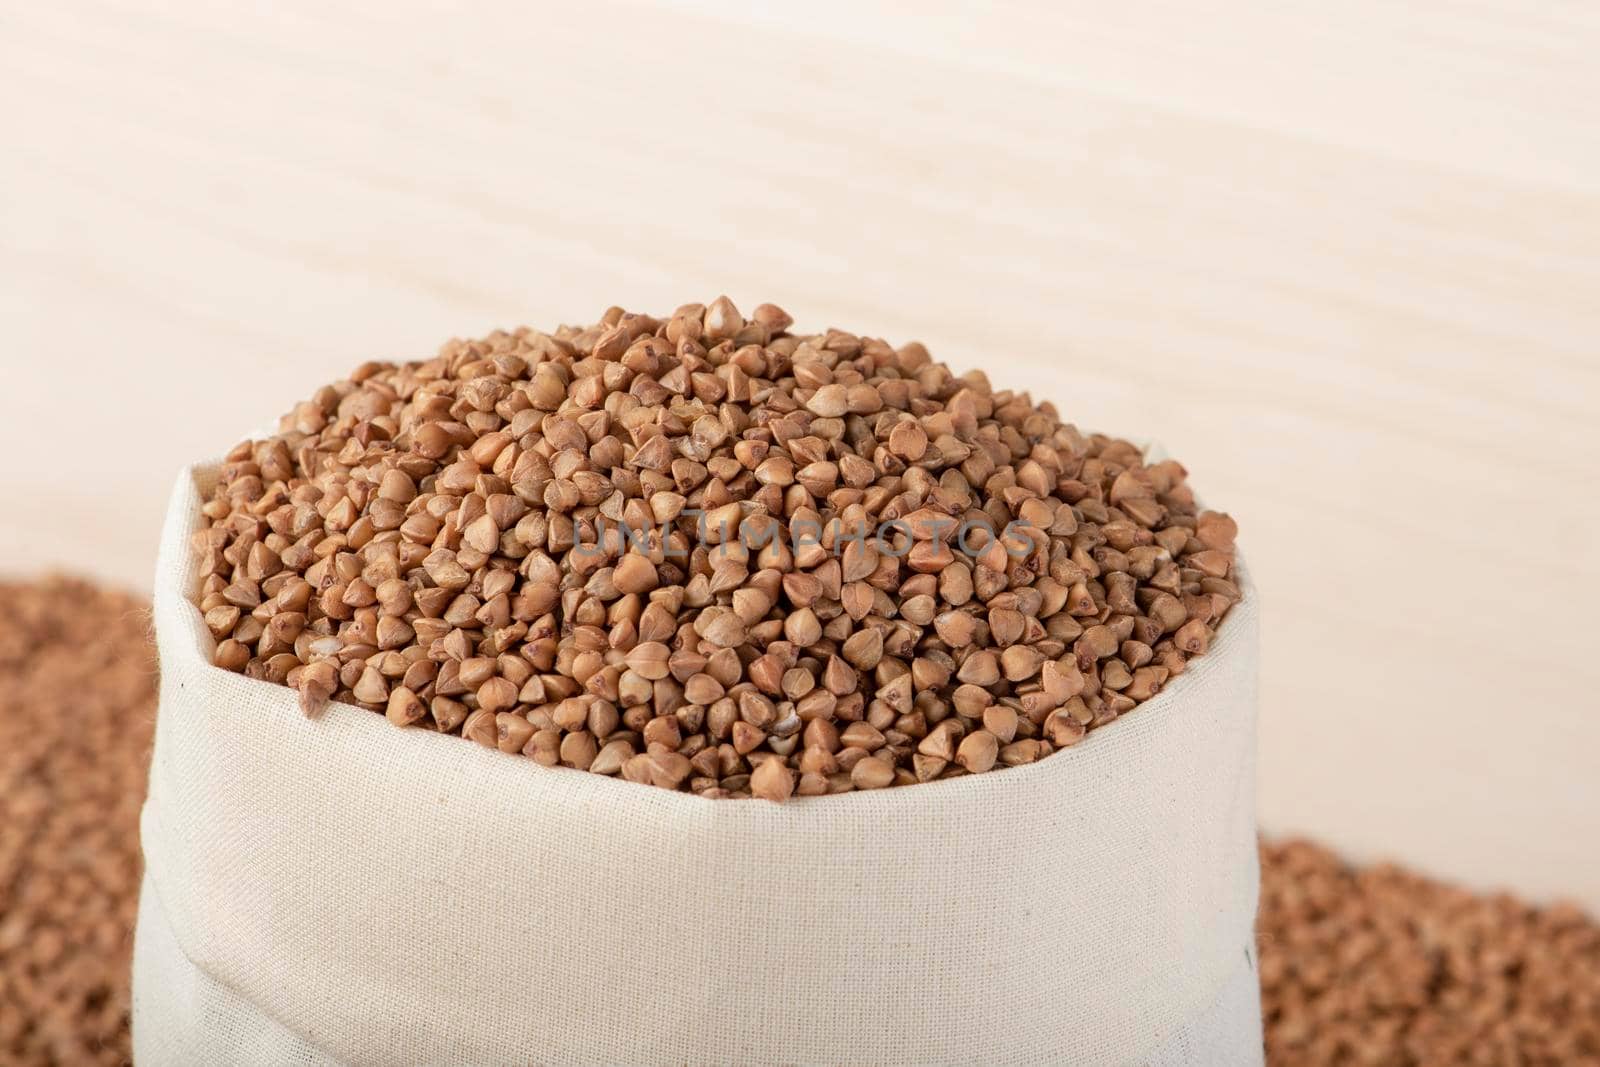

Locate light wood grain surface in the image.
[3,1,1597,908]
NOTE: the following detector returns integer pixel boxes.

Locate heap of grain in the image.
[1259,839,1600,1066]
[0,578,153,1066]
[194,298,1241,799]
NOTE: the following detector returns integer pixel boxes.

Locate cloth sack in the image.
[134,463,1264,1066]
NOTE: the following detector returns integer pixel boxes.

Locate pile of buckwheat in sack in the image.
[191,299,1244,801]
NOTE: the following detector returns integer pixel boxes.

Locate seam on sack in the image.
[1143,940,1265,1066]
[1121,935,1257,1063]
[136,845,351,1066]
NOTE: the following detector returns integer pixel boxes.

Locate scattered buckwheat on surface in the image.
[0,577,154,1066]
[1259,838,1600,1066]
[194,298,1242,798]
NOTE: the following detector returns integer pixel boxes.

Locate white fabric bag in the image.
[134,463,1264,1066]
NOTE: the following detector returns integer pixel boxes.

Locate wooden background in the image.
[3,1,1597,908]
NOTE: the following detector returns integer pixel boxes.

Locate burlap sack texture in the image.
[134,463,1264,1066]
